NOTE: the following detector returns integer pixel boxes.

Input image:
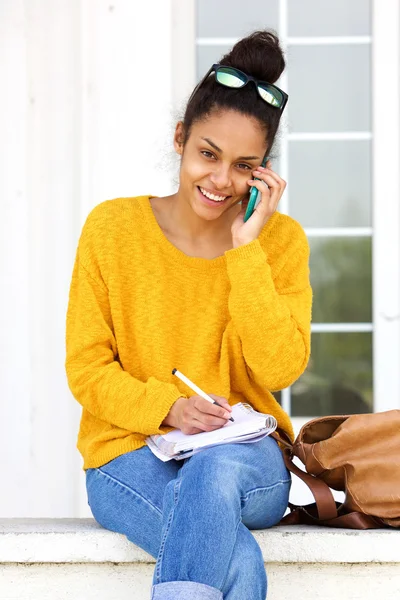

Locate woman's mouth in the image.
[197,186,231,206]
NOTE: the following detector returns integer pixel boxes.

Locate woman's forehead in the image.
[191,111,266,155]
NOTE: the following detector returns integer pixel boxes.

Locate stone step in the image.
[1,519,399,599]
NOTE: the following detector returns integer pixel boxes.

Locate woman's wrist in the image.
[232,238,252,249]
[162,396,186,428]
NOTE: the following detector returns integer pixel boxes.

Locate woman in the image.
[65,30,312,600]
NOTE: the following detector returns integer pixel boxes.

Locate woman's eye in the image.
[201,151,215,159]
[200,152,251,170]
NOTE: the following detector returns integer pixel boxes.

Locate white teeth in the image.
[199,187,227,202]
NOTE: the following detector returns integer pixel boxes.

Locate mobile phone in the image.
[243,154,269,222]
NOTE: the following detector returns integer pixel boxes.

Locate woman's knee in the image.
[241,478,291,529]
[180,440,291,530]
[180,438,290,501]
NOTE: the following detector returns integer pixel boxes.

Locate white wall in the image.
[1,0,192,518]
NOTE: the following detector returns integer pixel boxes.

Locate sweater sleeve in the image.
[65,251,186,436]
[224,228,312,392]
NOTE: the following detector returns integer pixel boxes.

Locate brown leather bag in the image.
[271,410,400,529]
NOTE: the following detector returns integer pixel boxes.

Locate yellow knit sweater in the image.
[65,195,312,470]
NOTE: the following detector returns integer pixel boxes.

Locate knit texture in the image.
[65,196,312,469]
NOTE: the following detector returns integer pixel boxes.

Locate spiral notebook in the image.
[146,402,277,461]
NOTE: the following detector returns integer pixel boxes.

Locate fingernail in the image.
[223,412,231,419]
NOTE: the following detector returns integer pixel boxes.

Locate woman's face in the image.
[174,109,267,221]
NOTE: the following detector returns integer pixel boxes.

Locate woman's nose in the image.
[209,165,231,189]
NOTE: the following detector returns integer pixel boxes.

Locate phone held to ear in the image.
[243,154,269,222]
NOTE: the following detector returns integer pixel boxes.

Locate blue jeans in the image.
[86,436,291,600]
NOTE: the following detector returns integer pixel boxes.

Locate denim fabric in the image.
[151,581,222,599]
[86,436,291,599]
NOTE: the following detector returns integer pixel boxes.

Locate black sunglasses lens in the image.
[216,67,246,88]
[213,65,286,109]
[257,83,283,107]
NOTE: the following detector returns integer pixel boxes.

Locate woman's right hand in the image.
[162,395,233,435]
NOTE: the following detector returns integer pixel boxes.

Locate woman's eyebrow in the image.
[201,137,260,161]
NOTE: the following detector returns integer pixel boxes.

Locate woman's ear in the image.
[173,121,185,155]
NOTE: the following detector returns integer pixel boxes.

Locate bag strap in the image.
[281,502,385,530]
[271,432,387,530]
[271,431,338,521]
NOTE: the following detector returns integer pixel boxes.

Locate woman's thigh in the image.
[86,446,181,558]
[181,435,291,530]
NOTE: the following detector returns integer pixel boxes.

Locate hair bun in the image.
[182,29,286,154]
[219,30,285,84]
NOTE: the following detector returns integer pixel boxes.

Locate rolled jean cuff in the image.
[151,581,223,599]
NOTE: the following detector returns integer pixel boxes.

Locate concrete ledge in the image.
[1,520,400,600]
[1,518,399,564]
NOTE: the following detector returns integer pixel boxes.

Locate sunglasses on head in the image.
[188,63,288,111]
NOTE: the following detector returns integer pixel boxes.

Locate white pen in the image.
[172,368,234,422]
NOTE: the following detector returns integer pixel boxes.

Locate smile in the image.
[198,187,230,202]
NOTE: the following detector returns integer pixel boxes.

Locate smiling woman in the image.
[65,29,312,600]
[162,110,266,231]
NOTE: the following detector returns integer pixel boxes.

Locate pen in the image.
[172,368,234,422]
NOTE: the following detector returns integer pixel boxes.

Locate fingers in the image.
[252,166,286,196]
[187,395,231,432]
[247,165,286,214]
[207,394,232,413]
[178,395,233,434]
[193,416,228,432]
[195,396,231,418]
[250,172,285,194]
[184,424,205,435]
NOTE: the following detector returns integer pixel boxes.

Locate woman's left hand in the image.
[230,160,286,248]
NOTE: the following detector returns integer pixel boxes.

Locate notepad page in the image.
[161,403,269,452]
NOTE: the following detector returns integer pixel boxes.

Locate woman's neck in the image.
[157,191,241,244]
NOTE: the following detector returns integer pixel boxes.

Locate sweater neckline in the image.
[138,195,276,271]
[138,195,232,271]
